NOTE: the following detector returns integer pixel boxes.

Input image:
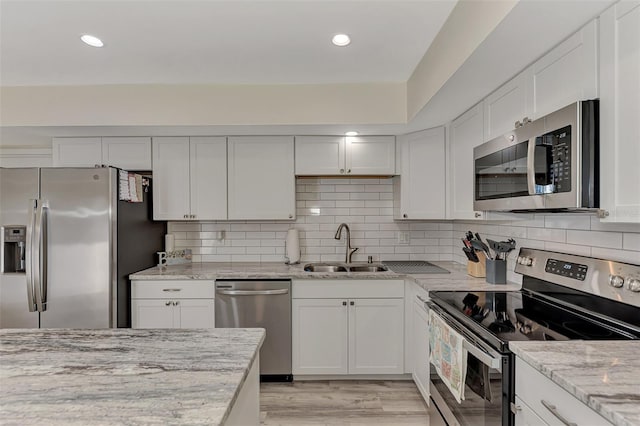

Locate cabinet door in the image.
[131,299,176,328]
[292,299,348,375]
[52,137,102,167]
[175,299,215,329]
[529,20,598,120]
[228,136,295,220]
[449,104,485,220]
[599,1,640,223]
[295,136,345,175]
[101,137,152,170]
[395,127,445,219]
[346,136,395,175]
[412,300,430,402]
[190,137,227,220]
[514,397,549,426]
[348,298,404,374]
[483,70,530,141]
[152,137,191,220]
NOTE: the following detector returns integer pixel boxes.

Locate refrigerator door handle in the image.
[33,200,48,312]
[25,199,37,312]
[40,202,48,311]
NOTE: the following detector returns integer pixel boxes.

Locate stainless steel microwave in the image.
[473,100,598,212]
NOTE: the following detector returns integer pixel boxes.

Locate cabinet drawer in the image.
[131,280,215,299]
[515,358,611,426]
[292,280,404,299]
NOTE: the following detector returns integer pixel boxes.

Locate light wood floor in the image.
[260,380,447,426]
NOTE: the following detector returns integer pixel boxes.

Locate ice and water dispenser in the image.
[1,226,26,273]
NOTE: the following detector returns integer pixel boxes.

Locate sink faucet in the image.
[334,223,358,263]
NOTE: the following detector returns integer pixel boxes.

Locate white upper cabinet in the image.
[152,136,227,221]
[294,135,395,176]
[599,1,640,223]
[528,20,598,120]
[53,137,151,169]
[449,103,485,220]
[228,136,295,220]
[295,136,345,175]
[483,70,531,142]
[152,137,191,220]
[101,137,152,170]
[52,137,102,167]
[394,127,446,220]
[189,137,227,220]
[346,136,395,175]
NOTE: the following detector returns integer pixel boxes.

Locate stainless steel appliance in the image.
[215,279,292,381]
[0,167,166,329]
[427,248,639,426]
[474,100,599,212]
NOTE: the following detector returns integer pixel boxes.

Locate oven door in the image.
[427,301,513,426]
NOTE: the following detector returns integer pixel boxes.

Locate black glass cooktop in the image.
[430,286,640,352]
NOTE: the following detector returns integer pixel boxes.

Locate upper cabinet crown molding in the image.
[295,135,395,176]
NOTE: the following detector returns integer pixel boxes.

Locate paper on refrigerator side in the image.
[429,309,467,403]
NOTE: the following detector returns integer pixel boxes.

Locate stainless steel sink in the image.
[303,263,388,273]
[303,264,348,272]
[347,264,388,272]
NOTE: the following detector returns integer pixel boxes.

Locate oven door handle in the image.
[427,300,503,371]
[463,340,502,370]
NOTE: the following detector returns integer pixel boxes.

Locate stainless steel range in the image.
[427,248,640,426]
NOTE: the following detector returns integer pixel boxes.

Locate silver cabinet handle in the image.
[403,213,408,218]
[183,214,188,219]
[474,212,482,218]
[540,400,577,426]
[342,301,347,306]
[163,288,182,292]
[340,169,345,174]
[350,301,355,306]
[173,301,179,306]
[217,289,289,296]
[25,199,37,312]
[165,301,171,306]
[288,214,293,219]
[347,169,351,173]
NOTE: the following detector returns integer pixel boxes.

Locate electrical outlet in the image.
[397,231,410,245]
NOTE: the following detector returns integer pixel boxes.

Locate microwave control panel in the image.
[540,125,572,193]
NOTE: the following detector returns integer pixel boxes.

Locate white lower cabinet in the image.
[292,299,349,375]
[131,280,215,329]
[412,297,430,402]
[515,357,612,426]
[292,280,404,376]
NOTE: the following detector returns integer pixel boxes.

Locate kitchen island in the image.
[0,328,265,425]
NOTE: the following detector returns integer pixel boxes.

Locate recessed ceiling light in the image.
[80,34,104,48]
[332,34,351,47]
[345,131,359,136]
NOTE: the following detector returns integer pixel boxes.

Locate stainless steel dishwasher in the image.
[215,279,292,382]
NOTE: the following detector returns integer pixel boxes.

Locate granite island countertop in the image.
[130,261,522,293]
[0,328,265,425]
[510,340,640,426]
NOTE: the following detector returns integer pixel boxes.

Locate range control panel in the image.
[545,259,587,281]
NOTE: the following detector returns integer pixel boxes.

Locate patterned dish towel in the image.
[429,309,467,403]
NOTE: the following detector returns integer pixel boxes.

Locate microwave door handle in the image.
[25,199,37,312]
[527,139,537,195]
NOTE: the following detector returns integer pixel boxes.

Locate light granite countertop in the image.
[130,261,522,293]
[509,341,640,426]
[0,328,265,425]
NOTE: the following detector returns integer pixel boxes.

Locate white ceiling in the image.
[0,0,457,86]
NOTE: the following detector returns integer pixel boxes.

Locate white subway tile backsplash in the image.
[167,177,639,265]
[566,230,622,249]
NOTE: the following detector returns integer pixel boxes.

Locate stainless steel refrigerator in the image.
[0,167,166,328]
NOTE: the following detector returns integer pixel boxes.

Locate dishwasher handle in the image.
[216,289,289,296]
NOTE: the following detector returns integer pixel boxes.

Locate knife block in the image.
[467,252,486,278]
